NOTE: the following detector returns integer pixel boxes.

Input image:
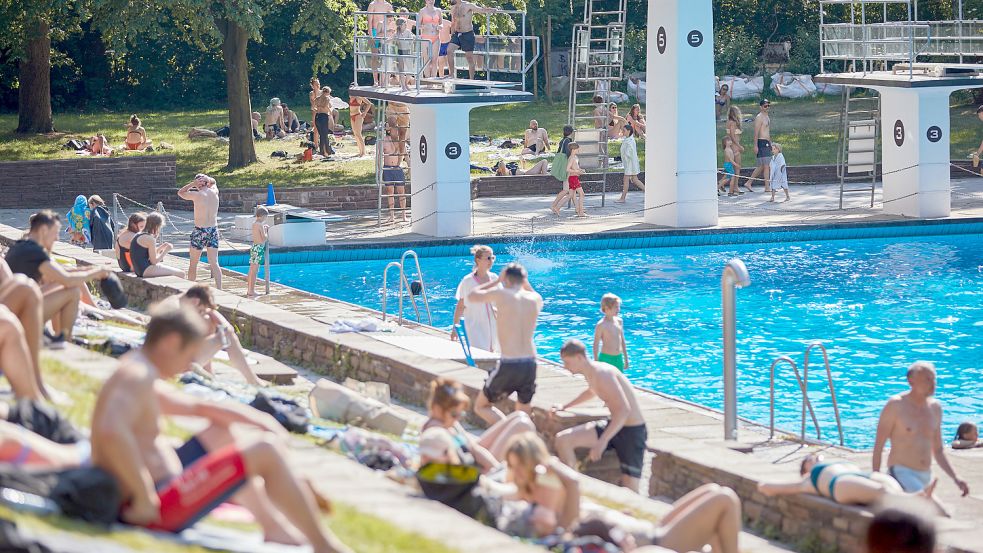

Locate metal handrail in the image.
[803,342,845,446]
[381,261,406,324]
[400,250,432,326]
[769,356,822,442]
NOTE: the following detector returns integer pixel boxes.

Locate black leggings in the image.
[315,113,333,156]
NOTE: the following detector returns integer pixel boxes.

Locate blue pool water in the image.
[229,230,983,449]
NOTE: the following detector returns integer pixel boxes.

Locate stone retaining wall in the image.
[0,155,176,208]
[649,448,873,553]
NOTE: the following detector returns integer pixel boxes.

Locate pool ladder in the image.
[381,250,433,326]
[768,342,845,446]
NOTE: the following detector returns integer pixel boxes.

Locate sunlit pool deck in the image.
[2,178,981,551]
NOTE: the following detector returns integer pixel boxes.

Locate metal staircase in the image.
[836,88,880,208]
[566,0,627,207]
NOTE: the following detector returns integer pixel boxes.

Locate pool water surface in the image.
[230,231,983,448]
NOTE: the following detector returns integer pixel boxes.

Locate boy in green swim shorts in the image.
[246,206,269,298]
[593,293,628,371]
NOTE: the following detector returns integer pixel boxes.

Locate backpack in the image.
[416,463,491,523]
[6,400,82,444]
[0,468,122,525]
[249,392,309,433]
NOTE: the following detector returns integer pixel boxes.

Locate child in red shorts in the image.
[566,143,586,217]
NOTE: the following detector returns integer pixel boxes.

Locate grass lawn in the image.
[2,94,981,189]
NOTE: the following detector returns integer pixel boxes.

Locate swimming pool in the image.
[228,223,983,449]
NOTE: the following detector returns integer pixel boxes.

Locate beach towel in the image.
[65,196,90,246]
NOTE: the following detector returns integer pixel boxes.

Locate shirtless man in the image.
[445,0,497,80]
[367,0,395,86]
[158,285,264,387]
[743,99,771,193]
[552,339,647,491]
[521,120,550,167]
[0,258,45,398]
[381,124,407,222]
[309,78,321,146]
[178,173,223,290]
[872,361,969,496]
[91,307,352,553]
[468,262,543,425]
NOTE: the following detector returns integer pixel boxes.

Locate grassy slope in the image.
[1,95,981,189]
[29,357,459,553]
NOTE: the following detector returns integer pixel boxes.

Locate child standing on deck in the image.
[719,136,740,196]
[593,293,628,371]
[566,143,586,217]
[246,206,269,298]
[769,143,790,203]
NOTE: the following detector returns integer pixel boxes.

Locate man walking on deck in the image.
[552,339,647,492]
[445,0,497,80]
[179,173,223,290]
[468,262,542,425]
[872,361,969,496]
[743,99,772,193]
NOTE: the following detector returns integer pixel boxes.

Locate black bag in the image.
[271,150,288,158]
[6,400,82,444]
[215,126,231,138]
[62,139,85,151]
[98,273,128,310]
[249,392,309,433]
[416,463,490,522]
[364,136,377,146]
[0,468,122,526]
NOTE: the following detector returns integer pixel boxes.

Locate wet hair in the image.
[866,507,935,553]
[144,305,208,350]
[562,125,574,137]
[799,453,822,476]
[560,339,588,358]
[144,212,164,236]
[130,114,140,126]
[126,212,147,233]
[955,421,978,441]
[428,377,469,412]
[506,432,550,496]
[600,293,621,312]
[182,284,216,309]
[255,206,269,218]
[502,262,527,286]
[907,361,936,380]
[470,244,493,260]
[88,194,105,207]
[28,210,60,233]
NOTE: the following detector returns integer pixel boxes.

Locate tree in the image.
[0,1,88,133]
[94,0,356,170]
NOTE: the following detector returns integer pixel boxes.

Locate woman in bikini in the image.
[115,212,146,273]
[726,106,746,189]
[348,88,369,158]
[418,377,536,471]
[503,432,582,538]
[418,0,442,78]
[124,115,152,150]
[758,453,948,515]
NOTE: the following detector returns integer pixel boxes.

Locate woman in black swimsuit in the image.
[115,212,146,273]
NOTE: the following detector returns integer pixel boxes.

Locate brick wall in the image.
[0,155,176,208]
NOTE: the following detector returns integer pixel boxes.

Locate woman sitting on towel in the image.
[757,453,948,515]
[419,377,535,471]
[124,115,152,150]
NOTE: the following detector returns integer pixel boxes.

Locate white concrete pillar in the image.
[874,87,953,218]
[644,0,718,227]
[408,104,474,237]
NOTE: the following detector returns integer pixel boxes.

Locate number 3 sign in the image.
[893,120,905,147]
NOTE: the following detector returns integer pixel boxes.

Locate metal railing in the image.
[768,342,845,446]
[381,250,432,326]
[352,10,540,91]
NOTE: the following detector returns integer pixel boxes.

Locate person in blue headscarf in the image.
[65,195,91,247]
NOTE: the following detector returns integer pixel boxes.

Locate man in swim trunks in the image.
[445,0,497,80]
[91,307,352,552]
[367,0,395,86]
[178,173,223,290]
[743,99,771,192]
[437,17,452,77]
[381,124,407,223]
[552,339,647,492]
[521,120,550,162]
[468,262,542,425]
[872,361,969,496]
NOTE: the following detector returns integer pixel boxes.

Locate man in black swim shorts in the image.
[446,0,497,79]
[742,98,772,192]
[552,339,648,492]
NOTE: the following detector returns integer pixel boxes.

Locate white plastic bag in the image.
[770,72,818,98]
[627,78,647,103]
[815,81,845,96]
[719,75,764,100]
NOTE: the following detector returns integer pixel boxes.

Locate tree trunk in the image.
[16,20,54,134]
[218,19,257,169]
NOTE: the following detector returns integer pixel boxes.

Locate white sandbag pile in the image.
[627,78,647,103]
[815,82,846,96]
[770,72,818,98]
[718,75,765,100]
